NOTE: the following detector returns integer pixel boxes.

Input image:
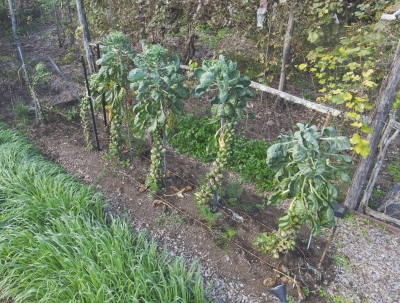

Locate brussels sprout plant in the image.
[192,55,255,221]
[254,123,353,258]
[128,44,189,191]
[89,31,137,158]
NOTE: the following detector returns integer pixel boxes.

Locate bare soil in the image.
[1,20,399,303]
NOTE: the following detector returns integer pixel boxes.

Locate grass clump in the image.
[0,122,208,303]
[171,114,275,191]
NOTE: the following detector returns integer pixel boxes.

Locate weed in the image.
[94,167,110,184]
[333,253,351,271]
[65,106,78,121]
[287,295,297,303]
[171,114,276,192]
[199,206,222,228]
[319,289,331,299]
[199,27,231,50]
[344,211,355,223]
[372,188,385,198]
[224,181,243,205]
[214,226,237,247]
[388,157,400,182]
[337,243,344,249]
[155,211,185,228]
[302,286,310,297]
[254,202,266,210]
[15,99,30,123]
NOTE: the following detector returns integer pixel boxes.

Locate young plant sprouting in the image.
[254,123,353,258]
[89,31,137,158]
[127,44,189,191]
[192,55,255,221]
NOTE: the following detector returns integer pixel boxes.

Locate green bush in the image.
[171,114,275,191]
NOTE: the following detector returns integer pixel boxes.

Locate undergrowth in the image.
[0,122,207,303]
[171,114,275,192]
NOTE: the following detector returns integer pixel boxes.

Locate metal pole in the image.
[96,43,108,126]
[81,55,100,151]
[307,234,312,250]
[48,56,82,102]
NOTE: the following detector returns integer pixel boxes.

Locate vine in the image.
[254,123,353,258]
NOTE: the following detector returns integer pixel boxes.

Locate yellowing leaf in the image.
[343,92,352,101]
[347,112,361,120]
[363,80,377,88]
[362,69,374,79]
[346,102,355,108]
[351,122,362,128]
[298,63,308,71]
[351,134,370,158]
[318,87,327,93]
[310,68,317,72]
[319,79,326,84]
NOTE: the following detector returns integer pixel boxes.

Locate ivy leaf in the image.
[308,31,319,43]
[331,94,345,104]
[350,133,371,158]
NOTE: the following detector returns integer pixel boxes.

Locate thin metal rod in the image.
[81,55,100,151]
[307,234,312,250]
[96,44,107,126]
[48,56,82,102]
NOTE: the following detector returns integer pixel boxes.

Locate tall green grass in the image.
[0,123,208,303]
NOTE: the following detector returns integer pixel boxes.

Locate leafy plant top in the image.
[192,55,255,123]
[128,44,188,138]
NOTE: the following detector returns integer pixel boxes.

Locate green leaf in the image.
[219,89,228,103]
[331,94,345,104]
[315,158,326,175]
[194,68,206,80]
[292,144,307,162]
[268,191,288,205]
[340,171,351,183]
[308,31,319,43]
[173,84,189,99]
[127,68,145,82]
[199,72,214,87]
[298,163,313,177]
